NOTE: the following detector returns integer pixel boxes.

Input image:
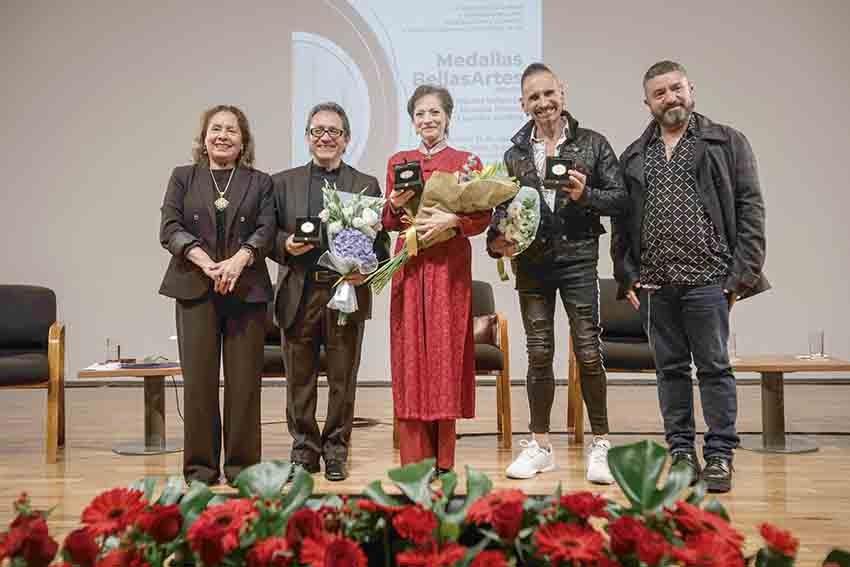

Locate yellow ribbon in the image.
[404,226,419,257]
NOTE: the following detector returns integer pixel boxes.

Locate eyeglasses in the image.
[308,126,344,139]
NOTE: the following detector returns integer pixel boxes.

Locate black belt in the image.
[311,270,339,284]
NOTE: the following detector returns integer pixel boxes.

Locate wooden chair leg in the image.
[498,369,512,449]
[495,373,503,435]
[567,336,584,445]
[46,322,65,463]
[46,378,59,464]
[497,314,512,449]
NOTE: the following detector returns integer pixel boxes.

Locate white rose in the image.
[318,209,330,222]
[361,207,379,225]
[328,221,343,236]
[342,206,354,217]
[352,217,366,229]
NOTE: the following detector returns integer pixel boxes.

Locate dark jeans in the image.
[518,261,609,435]
[639,284,738,459]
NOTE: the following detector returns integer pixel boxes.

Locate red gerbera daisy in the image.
[300,534,367,567]
[392,506,438,545]
[81,489,146,537]
[247,537,292,567]
[396,542,467,567]
[671,531,745,567]
[559,491,609,521]
[669,502,744,550]
[534,521,605,565]
[467,489,527,525]
[187,498,257,566]
[95,547,151,567]
[759,523,799,558]
[285,508,324,547]
[470,549,508,567]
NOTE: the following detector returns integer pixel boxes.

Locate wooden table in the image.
[78,364,183,455]
[733,355,850,454]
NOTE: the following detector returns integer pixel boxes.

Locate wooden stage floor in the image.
[2,382,849,561]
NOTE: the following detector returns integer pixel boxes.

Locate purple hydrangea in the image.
[332,228,377,266]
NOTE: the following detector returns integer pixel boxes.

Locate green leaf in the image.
[645,463,694,512]
[363,481,405,508]
[457,538,493,567]
[439,520,460,542]
[443,466,492,525]
[439,470,458,501]
[232,461,291,499]
[703,498,730,522]
[129,477,157,501]
[387,459,436,508]
[280,466,314,518]
[157,476,185,506]
[686,480,707,506]
[179,481,213,529]
[755,547,795,567]
[607,440,668,512]
[824,549,850,566]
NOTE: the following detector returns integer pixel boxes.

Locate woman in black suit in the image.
[159,105,275,485]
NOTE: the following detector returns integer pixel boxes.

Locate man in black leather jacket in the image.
[612,61,768,493]
[487,63,627,483]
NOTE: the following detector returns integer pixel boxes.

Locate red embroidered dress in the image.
[381,146,491,421]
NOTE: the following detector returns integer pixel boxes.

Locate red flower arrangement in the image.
[0,441,845,567]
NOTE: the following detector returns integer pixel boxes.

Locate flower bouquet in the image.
[492,185,541,281]
[316,181,385,325]
[367,161,519,294]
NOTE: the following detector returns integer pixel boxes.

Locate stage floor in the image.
[2,383,849,561]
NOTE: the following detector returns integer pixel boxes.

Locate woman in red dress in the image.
[381,85,491,473]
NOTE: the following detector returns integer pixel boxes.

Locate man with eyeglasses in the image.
[269,102,389,481]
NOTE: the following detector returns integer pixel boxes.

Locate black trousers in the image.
[518,261,610,436]
[283,282,364,464]
[176,293,265,483]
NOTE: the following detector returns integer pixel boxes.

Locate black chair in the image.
[0,285,66,463]
[567,278,654,442]
[393,280,513,449]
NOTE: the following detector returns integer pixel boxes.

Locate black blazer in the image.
[268,162,389,331]
[159,164,275,303]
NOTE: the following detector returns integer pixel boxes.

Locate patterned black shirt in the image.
[640,116,731,286]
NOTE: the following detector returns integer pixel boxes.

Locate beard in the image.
[655,100,694,128]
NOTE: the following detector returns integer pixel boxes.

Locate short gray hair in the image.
[643,60,688,86]
[305,101,351,138]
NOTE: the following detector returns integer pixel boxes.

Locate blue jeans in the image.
[639,284,738,459]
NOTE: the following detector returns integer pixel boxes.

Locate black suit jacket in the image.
[269,162,389,331]
[159,164,275,303]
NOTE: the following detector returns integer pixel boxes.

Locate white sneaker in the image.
[586,437,614,485]
[505,440,555,479]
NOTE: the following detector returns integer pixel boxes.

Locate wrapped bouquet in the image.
[493,185,541,281]
[317,181,385,324]
[367,161,519,294]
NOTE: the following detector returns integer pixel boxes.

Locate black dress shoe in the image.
[703,456,733,493]
[670,450,702,486]
[288,459,320,482]
[324,460,348,481]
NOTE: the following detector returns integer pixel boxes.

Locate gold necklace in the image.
[210,167,235,211]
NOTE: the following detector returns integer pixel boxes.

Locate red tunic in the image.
[382,147,492,420]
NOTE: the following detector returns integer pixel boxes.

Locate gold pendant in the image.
[214,196,229,211]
